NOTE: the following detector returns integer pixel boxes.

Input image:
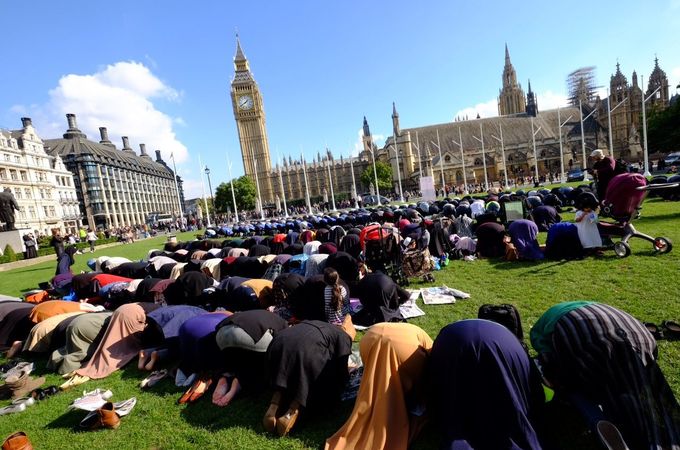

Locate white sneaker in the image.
[0,402,26,415]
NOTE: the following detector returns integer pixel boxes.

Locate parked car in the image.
[664,152,680,167]
[361,195,390,205]
[567,167,585,182]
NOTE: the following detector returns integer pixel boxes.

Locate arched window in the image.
[444,155,451,163]
[456,171,462,181]
[474,158,482,166]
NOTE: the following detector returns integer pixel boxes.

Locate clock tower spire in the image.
[230,34,273,202]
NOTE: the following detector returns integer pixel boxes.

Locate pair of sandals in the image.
[644,321,680,340]
[177,376,213,404]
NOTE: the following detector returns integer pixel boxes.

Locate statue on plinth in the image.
[0,188,20,231]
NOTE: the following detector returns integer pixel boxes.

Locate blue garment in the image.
[545,222,584,260]
[147,305,206,340]
[508,219,544,260]
[429,319,545,450]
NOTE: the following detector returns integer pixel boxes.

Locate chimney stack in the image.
[63,114,86,139]
[66,114,78,130]
[20,117,32,128]
[139,143,149,156]
[99,127,111,144]
[155,150,163,162]
[122,136,131,149]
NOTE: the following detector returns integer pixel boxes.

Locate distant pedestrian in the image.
[86,229,97,253]
[23,233,37,259]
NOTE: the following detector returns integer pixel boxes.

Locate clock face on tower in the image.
[238,95,254,110]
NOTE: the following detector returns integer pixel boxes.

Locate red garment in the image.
[272,233,287,244]
[92,274,133,288]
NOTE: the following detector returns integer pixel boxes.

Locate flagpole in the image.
[326,152,337,211]
[198,155,211,228]
[170,152,184,228]
[227,157,239,223]
[253,156,265,220]
[349,151,358,208]
[278,158,288,218]
[300,148,312,213]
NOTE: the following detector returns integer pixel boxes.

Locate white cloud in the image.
[454,90,572,120]
[537,90,569,110]
[352,128,385,156]
[22,61,189,164]
[670,67,680,93]
[453,98,498,121]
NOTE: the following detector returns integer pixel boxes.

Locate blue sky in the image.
[1,0,679,197]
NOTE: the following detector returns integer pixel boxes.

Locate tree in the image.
[646,99,680,154]
[360,161,392,192]
[214,176,257,212]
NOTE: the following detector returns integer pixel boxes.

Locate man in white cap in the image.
[590,149,615,201]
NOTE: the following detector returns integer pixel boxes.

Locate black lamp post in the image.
[204,165,215,225]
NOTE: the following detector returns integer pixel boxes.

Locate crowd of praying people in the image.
[1,159,679,449]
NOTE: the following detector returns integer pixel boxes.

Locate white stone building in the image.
[0,118,82,236]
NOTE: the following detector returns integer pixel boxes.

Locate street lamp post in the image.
[471,123,489,189]
[389,133,404,202]
[641,75,663,177]
[204,165,215,226]
[606,88,628,159]
[325,154,337,211]
[300,150,313,213]
[369,146,381,206]
[450,127,468,194]
[491,123,509,189]
[252,157,265,220]
[278,160,289,218]
[198,155,211,228]
[349,153,358,208]
[170,152,184,229]
[530,117,542,181]
[227,158,239,223]
[579,99,598,169]
[557,107,573,183]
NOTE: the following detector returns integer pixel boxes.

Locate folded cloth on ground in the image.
[68,388,114,411]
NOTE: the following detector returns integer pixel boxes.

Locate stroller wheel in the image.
[614,242,631,258]
[653,237,673,254]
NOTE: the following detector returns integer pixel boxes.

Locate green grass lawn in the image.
[1,200,680,449]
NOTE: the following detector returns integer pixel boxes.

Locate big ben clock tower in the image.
[230,35,273,202]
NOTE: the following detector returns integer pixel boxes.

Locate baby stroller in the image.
[400,223,435,285]
[361,223,403,282]
[598,173,676,258]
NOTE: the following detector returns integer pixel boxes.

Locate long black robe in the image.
[267,320,351,408]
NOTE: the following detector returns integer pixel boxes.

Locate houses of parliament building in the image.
[231,38,672,204]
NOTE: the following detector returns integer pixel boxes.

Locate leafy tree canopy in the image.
[215,176,257,212]
[360,161,392,192]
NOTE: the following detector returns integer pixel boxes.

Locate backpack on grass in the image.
[478,303,523,341]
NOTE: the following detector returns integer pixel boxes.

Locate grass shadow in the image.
[45,409,85,430]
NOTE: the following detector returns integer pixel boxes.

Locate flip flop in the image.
[188,377,213,403]
[140,369,168,389]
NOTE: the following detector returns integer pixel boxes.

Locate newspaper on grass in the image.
[399,290,426,319]
[421,285,471,305]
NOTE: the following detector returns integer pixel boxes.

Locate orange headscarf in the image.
[325,322,433,450]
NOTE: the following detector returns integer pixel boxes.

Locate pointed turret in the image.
[232,34,252,79]
[647,56,669,107]
[363,116,371,137]
[526,79,538,117]
[391,102,400,136]
[498,43,526,115]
